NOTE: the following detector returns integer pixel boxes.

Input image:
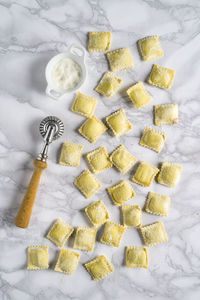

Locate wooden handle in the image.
[14,160,47,228]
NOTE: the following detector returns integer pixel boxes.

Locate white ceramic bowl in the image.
[45,44,86,100]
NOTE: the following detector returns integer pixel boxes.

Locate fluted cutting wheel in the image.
[39,116,64,141]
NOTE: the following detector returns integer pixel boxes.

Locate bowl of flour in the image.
[45,44,87,100]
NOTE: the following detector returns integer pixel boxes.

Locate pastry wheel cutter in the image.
[15,116,64,228]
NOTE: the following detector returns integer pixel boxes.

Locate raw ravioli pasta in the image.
[126,246,148,268]
[73,226,97,251]
[59,142,83,167]
[108,180,135,206]
[85,200,110,227]
[95,72,122,98]
[47,219,74,247]
[138,35,164,61]
[54,249,80,274]
[154,104,178,125]
[106,109,132,137]
[88,32,111,52]
[71,92,97,118]
[157,162,182,188]
[106,48,133,72]
[139,127,165,153]
[145,192,170,216]
[85,255,114,280]
[109,144,137,174]
[148,64,175,89]
[78,116,107,143]
[74,169,102,199]
[86,147,112,174]
[127,82,152,109]
[100,221,126,247]
[27,246,49,270]
[121,205,142,228]
[132,161,159,187]
[140,222,168,247]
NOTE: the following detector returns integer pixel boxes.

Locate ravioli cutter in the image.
[15,116,64,228]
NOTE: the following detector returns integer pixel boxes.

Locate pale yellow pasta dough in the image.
[47,219,74,247]
[85,255,114,280]
[140,222,168,247]
[95,72,122,98]
[138,35,164,61]
[148,64,175,89]
[139,127,165,153]
[59,142,83,167]
[85,200,110,227]
[86,147,112,174]
[108,180,135,206]
[54,249,80,274]
[126,246,148,268]
[157,162,182,187]
[132,161,159,187]
[127,82,152,109]
[106,48,133,71]
[71,92,97,118]
[106,109,132,137]
[100,221,126,247]
[74,169,102,198]
[109,145,137,174]
[88,32,111,52]
[27,246,49,270]
[78,116,107,143]
[73,226,97,251]
[145,192,170,216]
[154,104,178,125]
[121,205,142,228]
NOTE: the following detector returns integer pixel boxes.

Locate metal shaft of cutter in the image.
[37,124,56,162]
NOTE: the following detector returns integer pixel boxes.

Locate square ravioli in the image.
[127,82,152,109]
[27,246,49,270]
[147,64,175,89]
[121,205,142,228]
[126,246,148,268]
[140,222,168,247]
[106,109,132,137]
[71,92,97,118]
[85,200,110,227]
[108,180,135,206]
[138,35,164,61]
[100,221,126,247]
[145,192,170,216]
[78,116,107,143]
[59,142,83,167]
[110,145,137,174]
[88,32,111,52]
[73,226,97,251]
[132,161,159,187]
[86,147,112,174]
[47,219,74,247]
[74,169,102,199]
[95,72,122,98]
[139,127,166,153]
[85,255,114,281]
[54,249,80,274]
[154,104,178,125]
[157,162,182,188]
[106,48,133,72]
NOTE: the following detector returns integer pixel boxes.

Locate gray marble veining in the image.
[0,0,200,299]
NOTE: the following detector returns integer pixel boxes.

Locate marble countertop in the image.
[1,1,200,299]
